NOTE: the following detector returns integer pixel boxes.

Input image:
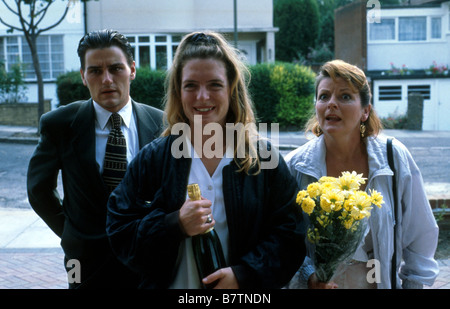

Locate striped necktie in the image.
[102,113,127,193]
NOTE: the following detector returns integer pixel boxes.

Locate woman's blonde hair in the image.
[162,31,260,174]
[306,59,383,138]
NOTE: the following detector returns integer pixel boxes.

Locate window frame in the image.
[0,35,64,81]
[368,14,444,44]
[128,34,181,71]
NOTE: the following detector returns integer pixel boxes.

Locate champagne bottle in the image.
[187,183,227,289]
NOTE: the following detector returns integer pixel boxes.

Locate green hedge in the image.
[249,62,315,129]
[129,67,166,110]
[56,70,91,106]
[56,62,316,129]
[56,68,165,108]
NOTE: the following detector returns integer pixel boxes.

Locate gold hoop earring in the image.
[360,123,366,138]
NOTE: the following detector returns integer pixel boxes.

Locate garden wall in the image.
[0,100,51,127]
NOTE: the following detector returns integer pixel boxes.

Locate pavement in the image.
[0,124,449,289]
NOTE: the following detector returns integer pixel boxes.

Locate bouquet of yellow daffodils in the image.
[296,171,383,283]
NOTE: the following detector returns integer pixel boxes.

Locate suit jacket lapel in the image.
[70,100,105,190]
[132,100,162,149]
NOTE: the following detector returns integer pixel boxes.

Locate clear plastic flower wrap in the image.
[296,172,384,283]
[309,215,369,283]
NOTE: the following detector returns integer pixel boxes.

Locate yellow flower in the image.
[350,208,364,220]
[321,189,345,212]
[295,172,384,283]
[336,171,366,196]
[336,178,358,196]
[320,196,332,213]
[301,197,316,215]
[343,218,354,229]
[348,191,373,220]
[307,227,320,243]
[321,181,337,192]
[307,183,322,199]
[296,190,308,205]
[370,189,384,208]
[342,171,367,185]
[349,191,372,208]
[317,214,330,227]
[343,199,352,212]
[319,176,337,184]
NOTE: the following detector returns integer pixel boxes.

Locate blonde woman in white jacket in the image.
[286,60,439,289]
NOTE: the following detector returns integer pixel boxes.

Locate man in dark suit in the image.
[27,29,164,288]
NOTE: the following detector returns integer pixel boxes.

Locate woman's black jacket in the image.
[106,135,306,289]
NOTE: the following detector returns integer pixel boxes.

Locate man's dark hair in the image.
[77,29,134,69]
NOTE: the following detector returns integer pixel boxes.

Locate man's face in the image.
[80,46,136,112]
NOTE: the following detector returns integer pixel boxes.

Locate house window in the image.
[6,37,20,71]
[128,34,180,70]
[399,17,426,41]
[22,35,64,79]
[138,46,150,67]
[370,18,395,40]
[369,16,442,42]
[407,85,430,99]
[1,35,64,80]
[431,17,441,39]
[379,85,402,101]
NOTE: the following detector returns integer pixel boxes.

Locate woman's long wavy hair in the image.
[306,59,383,138]
[162,31,260,175]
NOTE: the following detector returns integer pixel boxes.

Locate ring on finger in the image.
[206,214,212,224]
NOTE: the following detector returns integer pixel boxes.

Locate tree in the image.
[0,60,27,103]
[274,0,320,62]
[274,0,403,64]
[0,0,91,127]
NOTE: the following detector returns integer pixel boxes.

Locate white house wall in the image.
[368,41,449,71]
[85,0,274,32]
[85,0,276,66]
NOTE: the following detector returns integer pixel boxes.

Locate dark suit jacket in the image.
[26,99,164,287]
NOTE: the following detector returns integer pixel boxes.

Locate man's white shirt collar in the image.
[93,98,133,130]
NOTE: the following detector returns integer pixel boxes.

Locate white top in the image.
[93,99,139,173]
[169,139,233,289]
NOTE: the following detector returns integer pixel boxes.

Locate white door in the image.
[415,80,435,131]
[237,41,257,65]
[436,79,450,131]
